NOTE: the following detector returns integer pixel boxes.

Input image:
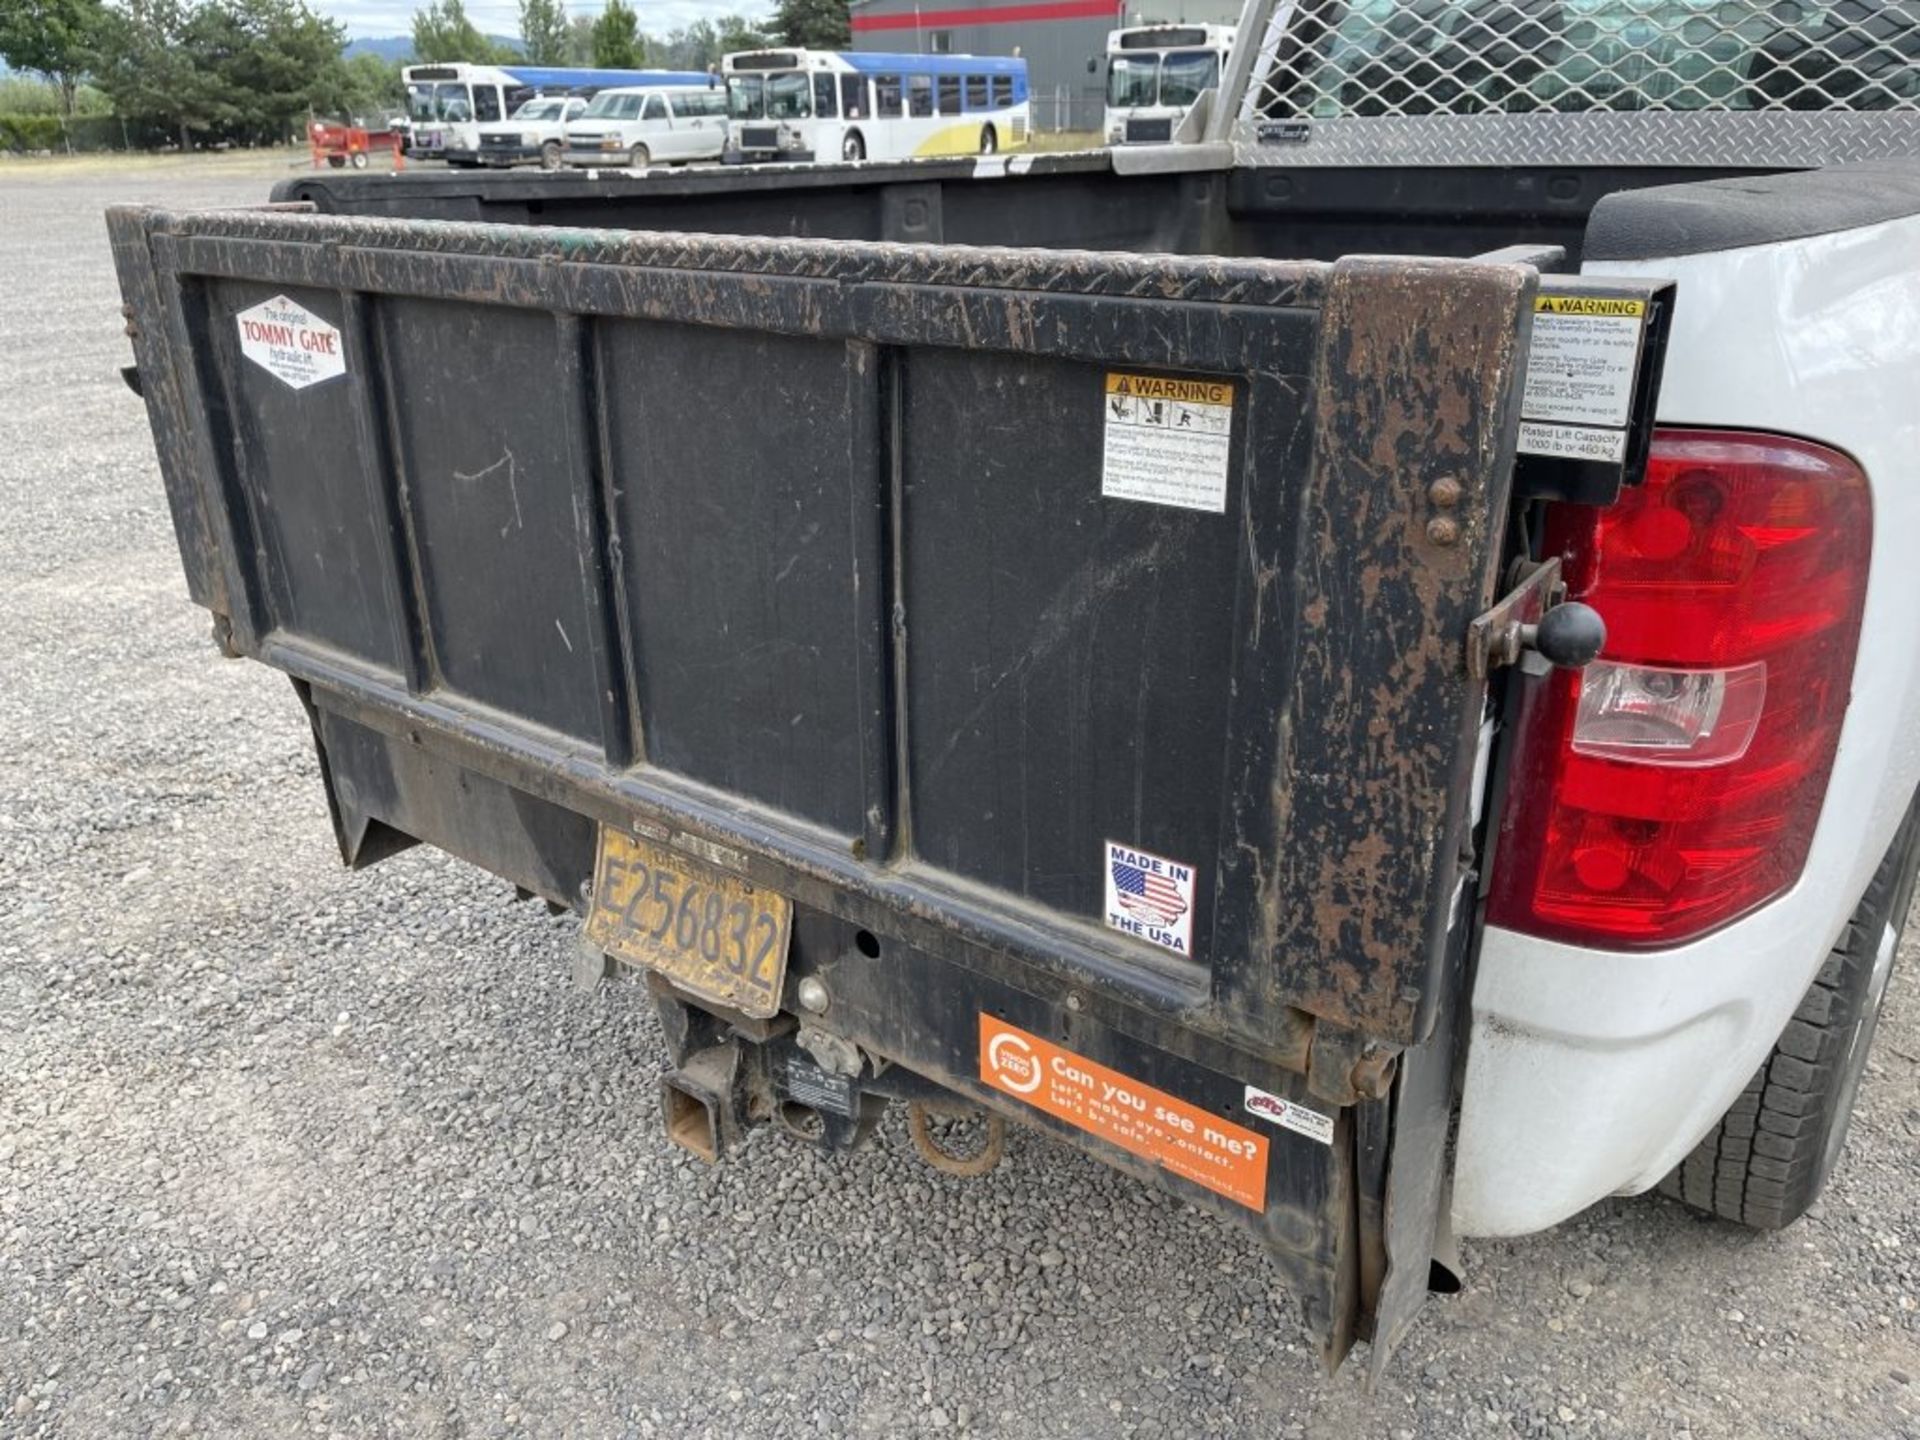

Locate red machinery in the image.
[308,119,403,170]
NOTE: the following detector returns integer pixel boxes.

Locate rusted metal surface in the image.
[906,1102,1007,1178]
[109,192,1553,1368]
[1467,557,1564,680]
[1235,256,1537,1048]
[104,208,228,614]
[143,205,1327,309]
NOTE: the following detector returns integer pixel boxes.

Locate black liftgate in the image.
[110,204,1536,1366]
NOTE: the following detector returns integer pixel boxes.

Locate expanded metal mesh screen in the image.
[1227,0,1920,163]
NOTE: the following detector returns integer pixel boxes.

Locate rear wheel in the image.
[325,155,345,169]
[629,143,650,169]
[1660,792,1920,1228]
[349,150,369,169]
[841,130,865,162]
[540,140,562,170]
[979,124,998,154]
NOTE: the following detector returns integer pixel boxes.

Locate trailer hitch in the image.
[1466,557,1605,681]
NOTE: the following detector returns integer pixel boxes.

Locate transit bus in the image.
[403,62,711,165]
[721,50,1029,164]
[1102,23,1235,145]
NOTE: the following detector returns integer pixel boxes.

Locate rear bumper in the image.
[1454,921,1798,1236]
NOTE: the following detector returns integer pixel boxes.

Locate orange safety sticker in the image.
[977,1014,1269,1212]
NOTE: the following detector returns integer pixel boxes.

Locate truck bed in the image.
[271,149,1771,264]
[111,154,1611,1368]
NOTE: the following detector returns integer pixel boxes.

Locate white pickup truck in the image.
[473,95,588,169]
[118,0,1920,1375]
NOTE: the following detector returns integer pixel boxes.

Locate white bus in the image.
[403,63,710,166]
[721,50,1030,164]
[1102,23,1236,145]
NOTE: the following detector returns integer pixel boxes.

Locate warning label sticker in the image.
[1522,296,1644,429]
[1518,420,1628,464]
[1104,840,1195,956]
[1242,1085,1335,1147]
[1534,294,1645,318]
[235,295,346,391]
[1101,371,1233,513]
[979,1015,1269,1210]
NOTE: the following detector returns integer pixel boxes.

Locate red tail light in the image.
[1486,429,1871,949]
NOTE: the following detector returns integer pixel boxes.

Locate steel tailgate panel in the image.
[108,204,1533,1062]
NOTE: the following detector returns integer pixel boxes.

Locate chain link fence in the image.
[1029,86,1108,132]
[1221,0,1920,164]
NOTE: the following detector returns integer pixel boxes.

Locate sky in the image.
[314,0,772,40]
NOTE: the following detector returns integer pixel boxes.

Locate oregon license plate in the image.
[583,827,791,1018]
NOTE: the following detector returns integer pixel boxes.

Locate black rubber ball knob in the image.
[1534,603,1606,669]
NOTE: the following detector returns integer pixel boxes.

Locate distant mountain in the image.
[343,35,526,62]
[344,36,414,62]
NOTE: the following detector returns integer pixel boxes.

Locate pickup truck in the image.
[474,95,588,170]
[109,0,1920,1374]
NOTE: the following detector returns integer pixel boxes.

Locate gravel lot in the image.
[1,158,1917,1440]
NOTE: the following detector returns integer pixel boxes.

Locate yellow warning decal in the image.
[1106,372,1234,405]
[1535,294,1645,318]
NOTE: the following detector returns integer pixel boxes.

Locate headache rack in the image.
[1208,0,1920,166]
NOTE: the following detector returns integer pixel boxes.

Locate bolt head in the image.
[796,977,830,1015]
[1427,476,1463,509]
[1425,515,1461,547]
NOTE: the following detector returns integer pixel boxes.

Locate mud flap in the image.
[1364,900,1474,1378]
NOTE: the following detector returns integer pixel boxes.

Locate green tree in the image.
[655,19,714,69]
[91,0,352,148]
[0,72,111,115]
[0,0,107,119]
[660,16,772,70]
[717,14,775,54]
[561,10,594,63]
[88,0,217,148]
[518,0,569,63]
[770,0,846,49]
[332,52,402,124]
[590,0,642,67]
[410,0,503,62]
[198,0,350,141]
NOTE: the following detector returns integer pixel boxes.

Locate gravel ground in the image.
[1,159,1917,1440]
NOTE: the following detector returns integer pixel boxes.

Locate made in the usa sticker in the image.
[1104,840,1195,956]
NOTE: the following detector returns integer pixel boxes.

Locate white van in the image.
[562,85,729,168]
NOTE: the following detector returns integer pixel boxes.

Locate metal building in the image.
[848,0,1240,133]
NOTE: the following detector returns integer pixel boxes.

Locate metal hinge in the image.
[1466,557,1605,681]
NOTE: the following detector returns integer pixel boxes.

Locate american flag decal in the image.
[1111,859,1188,928]
[1105,841,1196,955]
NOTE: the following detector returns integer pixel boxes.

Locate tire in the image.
[979,125,997,154]
[326,155,345,169]
[540,140,562,170]
[841,131,865,162]
[350,151,369,169]
[628,143,650,168]
[1659,791,1920,1229]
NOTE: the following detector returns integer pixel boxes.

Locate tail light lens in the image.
[1486,429,1871,949]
